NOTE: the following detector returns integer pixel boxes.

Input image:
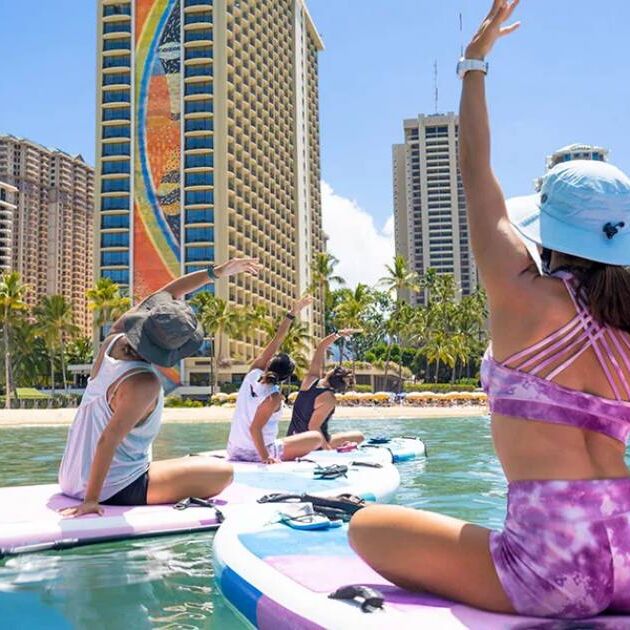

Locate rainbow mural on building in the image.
[135,0,182,387]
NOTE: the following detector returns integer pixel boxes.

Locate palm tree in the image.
[11,318,48,388]
[311,252,345,331]
[423,330,456,383]
[379,255,420,303]
[279,319,313,378]
[66,337,95,366]
[86,277,131,336]
[191,292,250,392]
[34,295,79,394]
[334,283,371,378]
[0,272,29,408]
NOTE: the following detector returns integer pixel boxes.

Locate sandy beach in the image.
[0,405,488,427]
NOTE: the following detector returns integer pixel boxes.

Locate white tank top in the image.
[227,368,282,454]
[58,334,164,501]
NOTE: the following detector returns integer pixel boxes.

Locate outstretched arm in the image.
[304,329,361,384]
[111,258,261,333]
[251,294,313,371]
[459,1,532,301]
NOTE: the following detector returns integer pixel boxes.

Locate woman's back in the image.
[486,271,630,481]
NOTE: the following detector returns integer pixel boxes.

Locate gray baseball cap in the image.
[123,291,204,367]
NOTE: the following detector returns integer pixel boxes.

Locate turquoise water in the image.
[0,417,506,629]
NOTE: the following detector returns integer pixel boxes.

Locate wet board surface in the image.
[213,508,630,630]
[0,460,399,556]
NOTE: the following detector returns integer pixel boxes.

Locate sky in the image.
[1,1,630,286]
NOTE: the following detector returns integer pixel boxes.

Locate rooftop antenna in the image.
[459,11,464,57]
[433,60,439,114]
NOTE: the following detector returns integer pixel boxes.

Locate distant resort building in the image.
[393,112,477,305]
[95,0,326,390]
[0,180,17,274]
[0,135,95,335]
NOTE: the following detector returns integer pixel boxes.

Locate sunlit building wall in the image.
[0,135,94,334]
[96,0,325,386]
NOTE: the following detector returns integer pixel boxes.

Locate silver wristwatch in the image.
[456,58,489,79]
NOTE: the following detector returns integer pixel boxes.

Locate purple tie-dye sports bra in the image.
[481,271,630,443]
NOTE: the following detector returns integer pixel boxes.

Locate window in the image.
[104,4,131,16]
[186,227,214,242]
[102,160,130,175]
[103,55,131,69]
[185,171,213,187]
[103,38,131,51]
[185,117,213,132]
[101,251,129,266]
[185,81,213,95]
[185,29,212,42]
[185,153,213,168]
[185,99,212,114]
[185,209,214,223]
[185,47,212,60]
[102,178,130,193]
[102,269,129,284]
[102,125,130,139]
[185,11,212,25]
[185,246,214,262]
[103,73,130,86]
[101,214,129,229]
[104,22,131,34]
[103,106,131,121]
[103,90,130,103]
[185,190,213,205]
[185,135,213,150]
[102,196,129,210]
[185,63,212,78]
[102,142,130,157]
[101,232,129,247]
[185,0,210,6]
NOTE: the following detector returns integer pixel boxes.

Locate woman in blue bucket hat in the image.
[350,0,630,619]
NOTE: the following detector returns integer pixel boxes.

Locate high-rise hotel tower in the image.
[393,113,477,305]
[96,0,325,385]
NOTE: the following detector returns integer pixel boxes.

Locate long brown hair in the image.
[561,255,630,333]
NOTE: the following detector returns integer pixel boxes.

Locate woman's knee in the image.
[304,431,325,447]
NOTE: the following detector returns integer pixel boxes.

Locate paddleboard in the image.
[213,507,629,629]
[0,459,399,557]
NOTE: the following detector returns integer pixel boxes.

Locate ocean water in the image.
[0,416,506,629]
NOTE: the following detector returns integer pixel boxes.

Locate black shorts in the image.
[101,471,150,506]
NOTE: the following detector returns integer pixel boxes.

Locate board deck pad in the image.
[0,459,399,556]
[213,512,630,629]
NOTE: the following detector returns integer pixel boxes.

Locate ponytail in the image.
[575,263,630,333]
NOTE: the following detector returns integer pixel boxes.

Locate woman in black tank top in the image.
[287,331,365,449]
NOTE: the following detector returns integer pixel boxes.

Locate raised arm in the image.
[111,258,261,333]
[251,294,313,371]
[303,329,360,385]
[459,1,532,300]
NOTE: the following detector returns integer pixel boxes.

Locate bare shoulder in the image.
[117,371,161,401]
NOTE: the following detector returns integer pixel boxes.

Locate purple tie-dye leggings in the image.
[490,478,630,618]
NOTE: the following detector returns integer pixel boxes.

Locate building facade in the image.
[0,180,17,273]
[96,0,325,387]
[0,135,94,334]
[393,113,476,305]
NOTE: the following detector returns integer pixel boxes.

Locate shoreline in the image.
[0,405,489,428]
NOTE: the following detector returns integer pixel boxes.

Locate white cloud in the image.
[321,181,395,288]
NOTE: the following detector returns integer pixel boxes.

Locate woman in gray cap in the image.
[59,259,260,517]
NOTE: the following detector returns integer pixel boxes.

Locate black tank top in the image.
[287,380,335,441]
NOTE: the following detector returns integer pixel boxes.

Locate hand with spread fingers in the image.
[335,328,362,339]
[215,258,262,278]
[466,0,521,61]
[59,500,104,518]
[291,294,314,316]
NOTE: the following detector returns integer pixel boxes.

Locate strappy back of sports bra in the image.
[481,271,630,443]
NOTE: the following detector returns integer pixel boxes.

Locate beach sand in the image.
[0,405,488,427]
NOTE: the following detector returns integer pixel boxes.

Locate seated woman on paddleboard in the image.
[58,259,261,517]
[287,330,365,450]
[350,1,630,619]
[226,295,323,464]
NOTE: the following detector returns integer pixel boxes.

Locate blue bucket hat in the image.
[507,160,630,266]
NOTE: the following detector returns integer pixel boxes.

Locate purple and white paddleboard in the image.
[213,507,629,629]
[0,459,399,556]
